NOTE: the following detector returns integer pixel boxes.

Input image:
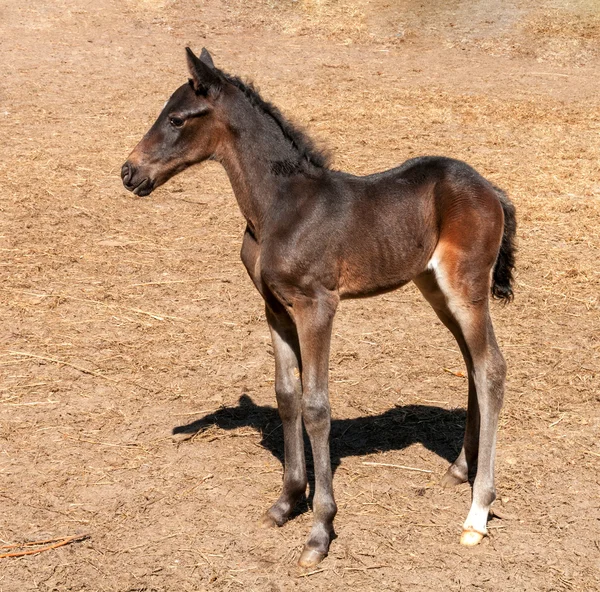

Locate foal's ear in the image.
[200,47,215,69]
[185,47,222,96]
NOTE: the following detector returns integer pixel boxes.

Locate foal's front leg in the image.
[292,294,338,568]
[261,303,307,527]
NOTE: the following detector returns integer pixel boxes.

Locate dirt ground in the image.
[1,0,599,590]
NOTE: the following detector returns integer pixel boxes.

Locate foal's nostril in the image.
[121,162,133,186]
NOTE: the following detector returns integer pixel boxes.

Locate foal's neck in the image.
[216,96,313,236]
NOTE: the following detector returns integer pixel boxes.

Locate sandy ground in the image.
[0,0,599,590]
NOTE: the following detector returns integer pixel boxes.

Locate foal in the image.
[122,48,516,568]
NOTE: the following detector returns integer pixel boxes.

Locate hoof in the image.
[298,546,326,568]
[460,528,486,546]
[259,511,282,529]
[441,466,468,488]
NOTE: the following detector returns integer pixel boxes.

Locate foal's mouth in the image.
[130,178,155,197]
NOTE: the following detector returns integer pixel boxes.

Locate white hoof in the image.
[460,528,486,546]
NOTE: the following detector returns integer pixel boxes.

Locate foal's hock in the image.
[122,47,516,568]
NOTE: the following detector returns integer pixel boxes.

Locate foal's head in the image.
[121,48,226,196]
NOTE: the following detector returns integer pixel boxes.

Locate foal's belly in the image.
[337,243,428,299]
[338,273,413,299]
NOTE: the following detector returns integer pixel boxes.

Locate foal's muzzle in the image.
[121,161,155,197]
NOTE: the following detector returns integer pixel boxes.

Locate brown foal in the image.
[122,48,516,568]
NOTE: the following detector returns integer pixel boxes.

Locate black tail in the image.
[491,187,516,302]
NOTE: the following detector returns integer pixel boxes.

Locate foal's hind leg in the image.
[261,303,307,528]
[415,263,506,546]
[415,271,479,487]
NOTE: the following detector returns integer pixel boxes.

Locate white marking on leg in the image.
[426,252,439,272]
[426,247,469,325]
[463,500,489,536]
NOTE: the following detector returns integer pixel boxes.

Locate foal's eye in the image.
[169,116,185,128]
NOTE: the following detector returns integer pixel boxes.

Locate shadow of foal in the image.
[173,394,466,510]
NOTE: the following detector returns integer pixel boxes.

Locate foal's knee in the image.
[301,395,331,434]
[275,381,301,422]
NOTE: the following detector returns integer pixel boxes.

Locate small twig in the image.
[206,431,257,442]
[119,305,183,321]
[344,564,389,572]
[0,288,186,321]
[9,351,119,383]
[443,367,466,378]
[8,351,156,393]
[173,198,208,205]
[0,534,89,559]
[172,409,214,417]
[3,400,59,406]
[297,568,328,578]
[362,461,432,474]
[179,474,214,497]
[128,280,199,287]
[117,533,179,554]
[60,432,143,449]
[577,441,600,458]
[1,535,81,550]
[530,71,569,78]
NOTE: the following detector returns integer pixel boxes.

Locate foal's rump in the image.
[426,157,516,301]
[338,156,514,300]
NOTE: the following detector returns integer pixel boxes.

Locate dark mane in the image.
[219,70,330,170]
